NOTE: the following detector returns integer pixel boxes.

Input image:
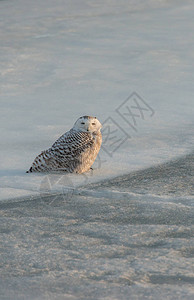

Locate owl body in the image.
[27,116,102,174]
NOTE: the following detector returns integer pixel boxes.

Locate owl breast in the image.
[76,131,102,173]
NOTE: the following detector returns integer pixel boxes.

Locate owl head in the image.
[73,116,102,133]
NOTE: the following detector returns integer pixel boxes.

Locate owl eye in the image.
[81,122,85,125]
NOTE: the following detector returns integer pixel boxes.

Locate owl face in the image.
[74,116,102,133]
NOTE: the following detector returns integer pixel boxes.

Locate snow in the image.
[1,185,194,300]
[1,0,194,200]
[0,1,194,298]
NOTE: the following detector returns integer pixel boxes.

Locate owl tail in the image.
[26,149,52,173]
[26,167,33,173]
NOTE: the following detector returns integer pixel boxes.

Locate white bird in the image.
[27,116,102,174]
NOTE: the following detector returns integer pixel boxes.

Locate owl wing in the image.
[49,129,94,162]
[27,129,95,173]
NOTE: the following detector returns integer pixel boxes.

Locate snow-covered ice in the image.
[0,0,194,299]
[0,0,194,200]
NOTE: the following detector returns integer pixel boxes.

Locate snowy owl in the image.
[27,116,102,174]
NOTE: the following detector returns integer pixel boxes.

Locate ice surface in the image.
[0,165,194,300]
[0,1,194,299]
[0,0,194,200]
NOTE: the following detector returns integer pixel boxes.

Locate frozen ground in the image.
[0,0,194,200]
[0,0,194,299]
[0,153,194,300]
[88,151,194,197]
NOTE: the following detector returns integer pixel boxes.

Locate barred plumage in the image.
[27,116,102,174]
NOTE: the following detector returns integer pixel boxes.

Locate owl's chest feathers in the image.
[80,132,101,156]
[76,131,102,173]
[90,131,102,151]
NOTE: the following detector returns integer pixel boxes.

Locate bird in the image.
[26,116,102,174]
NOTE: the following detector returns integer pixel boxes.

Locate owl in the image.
[27,116,102,174]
